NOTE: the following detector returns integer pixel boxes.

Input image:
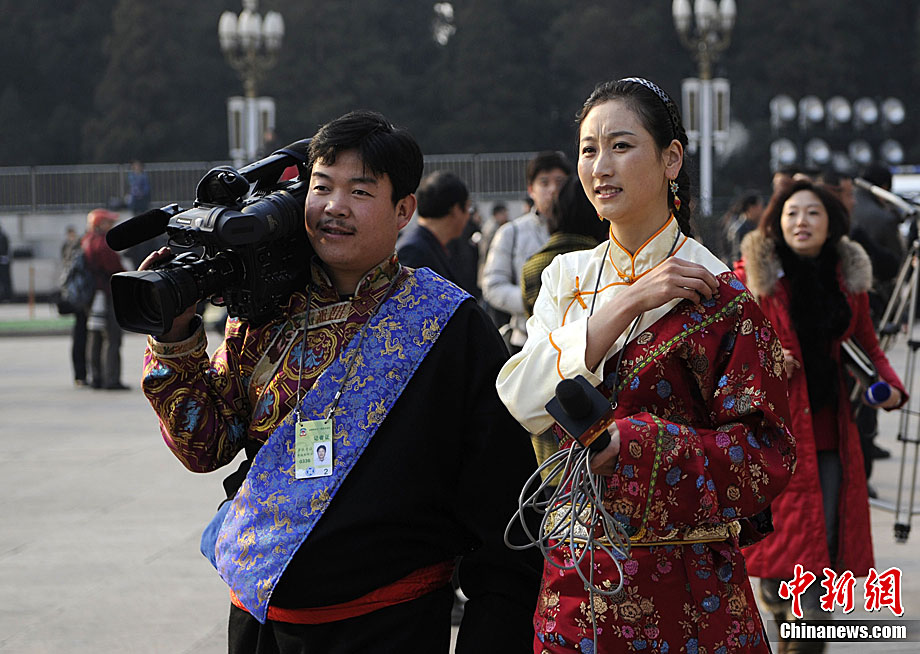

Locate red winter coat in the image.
[734,231,906,579]
[81,230,124,292]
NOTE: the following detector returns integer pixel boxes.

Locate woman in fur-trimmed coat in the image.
[734,180,906,638]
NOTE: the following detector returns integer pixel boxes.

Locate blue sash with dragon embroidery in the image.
[215,268,470,623]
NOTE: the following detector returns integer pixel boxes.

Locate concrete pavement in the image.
[0,328,229,653]
[0,303,918,652]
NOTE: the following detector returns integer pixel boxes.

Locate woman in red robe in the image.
[497,78,796,653]
[736,180,906,653]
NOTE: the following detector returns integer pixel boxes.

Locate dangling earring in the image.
[596,212,606,222]
[669,179,681,211]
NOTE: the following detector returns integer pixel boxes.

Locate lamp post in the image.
[769,94,907,173]
[218,0,284,165]
[672,0,736,217]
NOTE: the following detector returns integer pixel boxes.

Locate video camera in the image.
[108,140,313,336]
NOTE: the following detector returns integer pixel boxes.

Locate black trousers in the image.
[88,306,122,387]
[228,585,454,654]
[71,309,87,382]
[856,405,878,480]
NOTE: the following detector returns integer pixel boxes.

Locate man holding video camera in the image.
[139,111,540,653]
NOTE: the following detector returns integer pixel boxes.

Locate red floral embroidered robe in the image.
[498,218,795,653]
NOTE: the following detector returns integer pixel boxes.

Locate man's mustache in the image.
[317,218,356,233]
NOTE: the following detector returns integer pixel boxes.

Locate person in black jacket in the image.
[397,170,471,290]
[140,111,541,654]
[0,224,11,302]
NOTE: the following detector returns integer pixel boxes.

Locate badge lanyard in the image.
[590,225,681,409]
[292,273,402,479]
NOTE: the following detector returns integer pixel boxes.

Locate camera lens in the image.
[110,253,244,336]
[135,285,164,326]
[111,270,179,336]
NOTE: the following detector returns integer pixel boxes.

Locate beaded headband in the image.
[619,77,682,140]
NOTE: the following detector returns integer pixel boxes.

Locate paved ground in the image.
[0,330,228,653]
[0,303,917,652]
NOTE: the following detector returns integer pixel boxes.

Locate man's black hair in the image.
[308,110,424,203]
[816,169,850,187]
[860,163,893,190]
[525,151,572,185]
[416,171,469,219]
[774,164,802,177]
[551,174,608,241]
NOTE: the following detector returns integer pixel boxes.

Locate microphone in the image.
[864,380,892,406]
[545,376,614,452]
[105,207,174,251]
[854,178,919,217]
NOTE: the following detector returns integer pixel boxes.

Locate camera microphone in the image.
[853,178,919,217]
[545,376,614,452]
[106,207,175,251]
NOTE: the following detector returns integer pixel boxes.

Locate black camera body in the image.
[109,141,313,336]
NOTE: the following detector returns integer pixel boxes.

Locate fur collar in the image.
[739,230,872,299]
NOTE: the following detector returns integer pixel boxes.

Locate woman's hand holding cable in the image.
[589,423,621,475]
[623,257,720,313]
[585,258,719,371]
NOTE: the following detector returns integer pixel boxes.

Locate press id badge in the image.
[294,419,333,479]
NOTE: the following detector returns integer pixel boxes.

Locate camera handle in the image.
[196,167,251,206]
[195,138,312,206]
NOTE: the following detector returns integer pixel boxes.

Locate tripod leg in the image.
[893,251,920,542]
[879,241,917,351]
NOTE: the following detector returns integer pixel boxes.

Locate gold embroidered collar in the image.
[606,215,683,285]
[309,253,401,308]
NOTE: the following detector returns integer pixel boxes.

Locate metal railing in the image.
[0,162,227,213]
[0,152,537,214]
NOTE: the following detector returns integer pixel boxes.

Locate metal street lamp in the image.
[798,95,825,130]
[825,96,852,129]
[853,97,879,130]
[218,0,284,164]
[672,0,736,217]
[770,95,796,130]
[881,98,906,127]
[849,140,874,167]
[804,138,831,167]
[880,139,905,165]
[768,93,907,172]
[770,138,797,168]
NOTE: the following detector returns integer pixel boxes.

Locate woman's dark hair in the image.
[576,78,693,236]
[758,178,850,252]
[550,174,609,242]
[308,110,423,204]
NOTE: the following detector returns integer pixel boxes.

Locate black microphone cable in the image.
[503,314,641,651]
